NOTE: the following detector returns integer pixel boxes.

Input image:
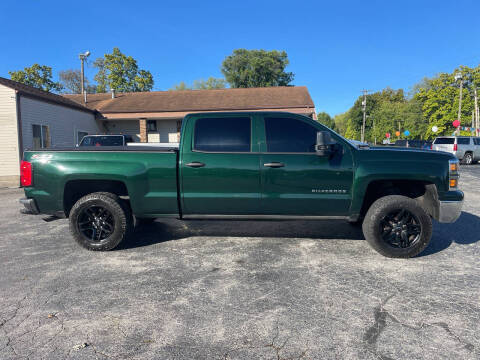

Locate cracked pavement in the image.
[0,166,479,359]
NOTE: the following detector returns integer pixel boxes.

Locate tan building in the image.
[66,86,316,143]
[0,76,315,187]
[0,77,100,187]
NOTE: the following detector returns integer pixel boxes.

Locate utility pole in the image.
[78,51,91,96]
[454,72,464,135]
[474,86,479,136]
[361,89,369,143]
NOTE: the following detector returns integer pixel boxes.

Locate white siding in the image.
[20,96,99,150]
[105,120,140,142]
[0,84,20,178]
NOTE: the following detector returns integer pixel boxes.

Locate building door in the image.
[259,115,354,216]
[180,115,261,215]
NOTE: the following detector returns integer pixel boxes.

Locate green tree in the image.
[192,77,226,89]
[170,77,226,90]
[59,69,96,94]
[93,58,107,93]
[170,81,190,91]
[414,65,475,138]
[93,48,154,92]
[221,49,294,88]
[317,112,335,130]
[333,112,349,135]
[9,64,62,92]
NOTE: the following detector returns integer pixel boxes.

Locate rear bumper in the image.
[19,197,40,215]
[438,199,463,223]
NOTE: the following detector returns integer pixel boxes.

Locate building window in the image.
[32,124,50,149]
[77,131,88,145]
[147,120,157,132]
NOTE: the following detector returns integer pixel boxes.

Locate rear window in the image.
[81,136,124,146]
[434,138,454,144]
[457,138,471,145]
[194,117,251,152]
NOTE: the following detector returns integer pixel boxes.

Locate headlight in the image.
[448,159,459,190]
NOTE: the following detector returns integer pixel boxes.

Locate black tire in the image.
[69,192,133,251]
[362,195,432,258]
[463,152,473,165]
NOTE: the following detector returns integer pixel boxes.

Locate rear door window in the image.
[434,138,454,144]
[457,138,471,145]
[194,117,251,152]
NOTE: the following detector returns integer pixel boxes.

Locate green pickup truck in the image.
[20,112,463,258]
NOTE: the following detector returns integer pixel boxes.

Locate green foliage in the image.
[170,77,226,90]
[93,58,107,93]
[193,77,226,90]
[317,112,335,130]
[338,87,429,143]
[9,64,62,92]
[170,81,189,91]
[93,48,154,93]
[413,65,477,139]
[333,112,349,135]
[221,49,294,88]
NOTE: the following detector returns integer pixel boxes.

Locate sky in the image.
[1,0,480,116]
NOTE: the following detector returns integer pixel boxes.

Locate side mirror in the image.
[315,131,335,156]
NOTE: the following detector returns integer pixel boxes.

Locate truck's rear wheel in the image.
[69,192,133,251]
[362,195,432,258]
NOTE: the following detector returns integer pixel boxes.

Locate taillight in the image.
[453,144,458,151]
[20,160,32,187]
[430,144,433,150]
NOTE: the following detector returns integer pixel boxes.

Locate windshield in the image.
[80,136,124,146]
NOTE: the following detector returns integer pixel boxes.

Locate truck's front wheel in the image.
[69,192,133,251]
[362,195,432,258]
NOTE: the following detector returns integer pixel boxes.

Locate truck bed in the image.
[23,148,180,217]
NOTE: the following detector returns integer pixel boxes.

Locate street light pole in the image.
[78,51,90,95]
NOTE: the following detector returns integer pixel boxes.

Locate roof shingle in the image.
[0,76,94,113]
[64,86,314,113]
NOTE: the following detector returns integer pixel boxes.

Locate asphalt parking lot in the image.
[0,167,479,360]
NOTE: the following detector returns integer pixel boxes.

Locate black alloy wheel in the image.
[379,209,421,249]
[78,205,115,243]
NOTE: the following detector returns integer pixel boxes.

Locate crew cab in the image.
[20,112,464,258]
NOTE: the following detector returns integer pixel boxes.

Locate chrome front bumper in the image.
[438,200,463,223]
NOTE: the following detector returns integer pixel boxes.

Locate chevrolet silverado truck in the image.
[19,112,463,258]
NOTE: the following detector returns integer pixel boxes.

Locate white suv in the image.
[432,136,480,165]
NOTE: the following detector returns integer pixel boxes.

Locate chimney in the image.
[111,88,115,99]
[83,90,87,104]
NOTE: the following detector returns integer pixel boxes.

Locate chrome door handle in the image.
[263,162,285,168]
[186,162,205,168]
